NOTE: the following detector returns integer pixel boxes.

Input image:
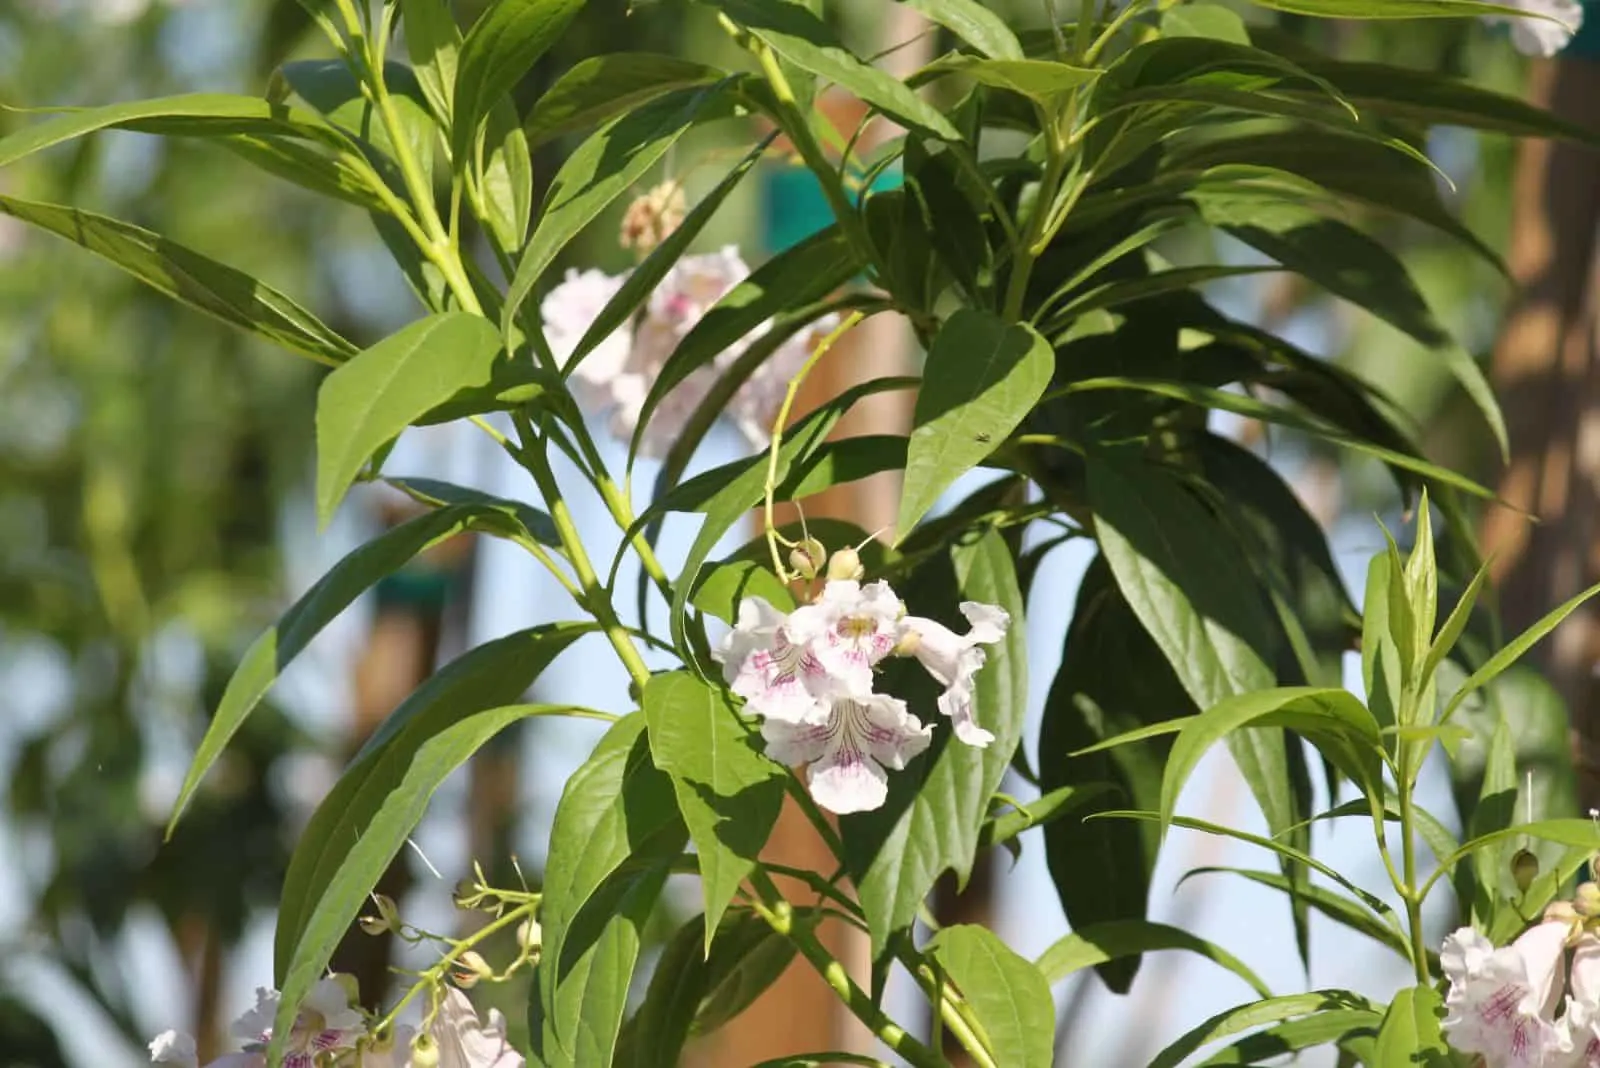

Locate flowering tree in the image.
[4,0,1599,1064]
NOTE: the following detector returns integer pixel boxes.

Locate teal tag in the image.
[760,163,904,255]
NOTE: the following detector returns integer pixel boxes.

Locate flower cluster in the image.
[714,558,1009,815]
[1442,890,1600,1066]
[540,245,836,457]
[1490,0,1584,55]
[148,978,520,1068]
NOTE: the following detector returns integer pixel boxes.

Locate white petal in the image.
[958,601,1010,644]
[1515,920,1572,1016]
[431,989,524,1068]
[1573,935,1600,1009]
[1489,0,1582,55]
[761,711,832,769]
[304,976,365,1035]
[540,268,626,366]
[807,744,889,815]
[852,694,934,771]
[231,988,279,1043]
[149,1031,199,1068]
[1441,926,1496,985]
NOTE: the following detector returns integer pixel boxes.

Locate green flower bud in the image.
[825,547,863,582]
[411,1034,441,1068]
[1512,848,1540,893]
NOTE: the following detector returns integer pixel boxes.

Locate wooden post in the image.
[1479,56,1600,804]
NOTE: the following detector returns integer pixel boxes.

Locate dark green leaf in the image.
[1371,985,1449,1068]
[902,0,1024,59]
[400,0,463,122]
[1150,991,1377,1068]
[524,53,725,145]
[451,0,584,159]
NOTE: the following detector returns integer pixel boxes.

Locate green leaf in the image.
[707,0,960,140]
[690,910,803,1036]
[167,503,555,837]
[1441,580,1600,724]
[902,0,1023,59]
[1246,0,1561,18]
[633,226,859,463]
[1420,559,1491,693]
[0,196,356,366]
[1196,1010,1382,1065]
[1180,868,1410,964]
[1372,985,1449,1068]
[280,59,437,186]
[1431,819,1600,885]
[979,783,1113,853]
[931,925,1055,1068]
[923,55,1098,105]
[314,313,502,526]
[1106,810,1395,916]
[274,625,596,984]
[213,134,386,211]
[480,99,535,254]
[524,53,725,145]
[1289,56,1600,147]
[399,0,463,122]
[1038,557,1184,991]
[267,702,591,1063]
[502,83,733,339]
[1061,377,1497,501]
[0,93,346,167]
[1160,3,1251,42]
[1465,713,1519,926]
[1035,919,1272,998]
[1207,206,1508,459]
[897,310,1052,539]
[382,476,560,549]
[1150,991,1377,1068]
[451,0,584,160]
[569,137,770,380]
[614,914,712,1068]
[538,714,688,1067]
[1158,687,1386,839]
[644,672,785,950]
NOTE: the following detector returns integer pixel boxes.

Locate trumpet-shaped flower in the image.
[761,692,932,814]
[1442,922,1572,1066]
[716,596,833,723]
[786,580,905,693]
[427,988,523,1068]
[898,603,1011,748]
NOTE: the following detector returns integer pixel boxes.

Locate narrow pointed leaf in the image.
[1036,920,1271,998]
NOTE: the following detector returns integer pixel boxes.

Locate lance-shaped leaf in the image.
[451,0,583,159]
[314,313,503,527]
[524,53,725,145]
[1036,919,1271,998]
[1150,991,1378,1068]
[897,310,1053,539]
[0,196,355,366]
[644,673,786,950]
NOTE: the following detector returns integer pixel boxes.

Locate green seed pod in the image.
[1512,848,1539,893]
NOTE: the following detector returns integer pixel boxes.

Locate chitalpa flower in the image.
[1486,0,1583,56]
[538,245,837,457]
[1442,921,1571,1066]
[149,977,364,1068]
[715,574,1009,815]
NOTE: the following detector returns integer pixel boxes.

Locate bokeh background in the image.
[0,1,1588,1064]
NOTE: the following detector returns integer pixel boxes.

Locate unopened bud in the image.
[789,537,827,580]
[1576,881,1600,917]
[517,917,543,955]
[1546,900,1580,926]
[619,181,687,256]
[825,547,863,582]
[411,1034,441,1068]
[359,914,390,936]
[1512,849,1540,893]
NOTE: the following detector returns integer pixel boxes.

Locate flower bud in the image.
[411,1034,441,1068]
[619,181,687,256]
[1577,882,1600,917]
[789,537,827,580]
[1546,900,1580,926]
[450,947,494,989]
[517,917,543,955]
[359,914,389,936]
[825,547,863,582]
[1512,848,1540,893]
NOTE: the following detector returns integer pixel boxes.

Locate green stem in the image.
[513,415,653,688]
[377,899,537,1033]
[912,960,999,1068]
[748,870,948,1068]
[1398,775,1431,984]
